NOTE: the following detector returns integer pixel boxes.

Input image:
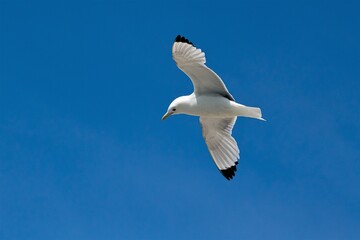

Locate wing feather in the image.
[172,35,235,101]
[200,117,240,180]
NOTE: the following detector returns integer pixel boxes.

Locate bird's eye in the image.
[172,108,176,111]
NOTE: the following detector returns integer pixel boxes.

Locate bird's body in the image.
[162,35,264,180]
[171,93,262,119]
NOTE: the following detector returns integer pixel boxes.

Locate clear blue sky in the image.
[1,0,359,239]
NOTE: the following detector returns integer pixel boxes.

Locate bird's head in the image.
[161,96,188,120]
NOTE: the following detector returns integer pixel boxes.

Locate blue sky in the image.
[0,0,359,239]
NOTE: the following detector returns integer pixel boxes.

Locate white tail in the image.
[237,105,265,120]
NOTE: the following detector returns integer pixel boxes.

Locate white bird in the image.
[162,35,264,180]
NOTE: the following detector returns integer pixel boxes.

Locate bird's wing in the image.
[200,117,239,180]
[172,35,235,101]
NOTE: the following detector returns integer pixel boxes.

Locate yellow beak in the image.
[161,112,173,121]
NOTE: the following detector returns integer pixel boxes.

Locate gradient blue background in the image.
[1,0,359,239]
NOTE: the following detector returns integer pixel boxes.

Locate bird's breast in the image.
[185,95,237,117]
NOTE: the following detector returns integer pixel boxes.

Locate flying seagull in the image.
[162,35,264,180]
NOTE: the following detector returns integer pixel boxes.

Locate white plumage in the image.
[162,35,264,180]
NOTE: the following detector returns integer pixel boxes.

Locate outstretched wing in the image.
[172,35,234,101]
[200,117,240,180]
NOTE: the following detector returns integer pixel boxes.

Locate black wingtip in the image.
[220,162,238,180]
[174,35,195,47]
